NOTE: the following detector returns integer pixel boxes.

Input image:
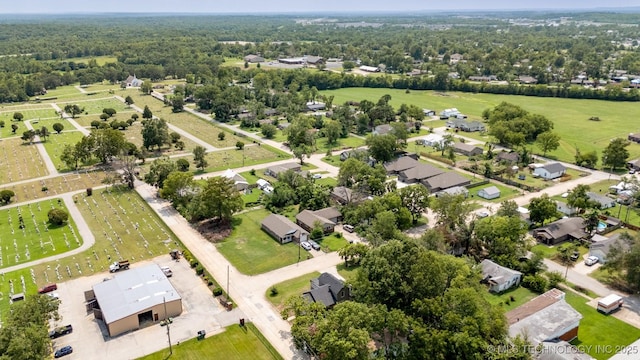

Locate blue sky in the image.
[2,0,639,14]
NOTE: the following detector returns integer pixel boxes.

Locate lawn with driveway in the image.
[217,209,301,275]
[266,271,320,310]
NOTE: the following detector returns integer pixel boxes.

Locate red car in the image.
[38,283,57,294]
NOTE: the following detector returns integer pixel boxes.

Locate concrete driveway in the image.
[51,256,242,360]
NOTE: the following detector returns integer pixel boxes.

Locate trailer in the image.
[597,294,624,314]
[109,260,130,272]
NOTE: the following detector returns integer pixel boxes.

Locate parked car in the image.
[585,256,599,266]
[630,169,636,175]
[161,266,173,277]
[49,325,73,339]
[54,345,73,358]
[312,174,322,179]
[38,283,57,294]
[308,239,321,251]
[477,211,490,218]
[300,241,312,251]
[343,224,355,233]
[570,251,580,261]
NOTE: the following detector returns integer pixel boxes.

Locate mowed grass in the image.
[565,291,640,360]
[137,323,282,360]
[315,136,365,153]
[0,186,183,320]
[0,199,82,270]
[0,171,105,203]
[0,138,48,183]
[322,88,640,165]
[483,286,539,311]
[41,131,86,171]
[57,97,129,115]
[266,271,320,310]
[471,182,521,203]
[217,209,301,275]
[29,118,75,133]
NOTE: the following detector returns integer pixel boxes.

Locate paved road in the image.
[24,120,58,176]
[543,258,611,297]
[50,103,91,136]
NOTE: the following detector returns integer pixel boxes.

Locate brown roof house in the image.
[452,142,483,157]
[398,163,444,184]
[296,208,341,234]
[506,289,582,346]
[422,172,471,193]
[496,151,520,164]
[302,272,351,308]
[533,217,587,245]
[480,259,522,293]
[261,214,309,244]
[331,186,366,205]
[383,156,420,174]
[264,162,302,178]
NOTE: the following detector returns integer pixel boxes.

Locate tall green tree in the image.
[602,138,630,171]
[188,177,243,223]
[160,171,195,210]
[144,157,177,188]
[193,145,208,170]
[63,104,84,118]
[366,133,398,163]
[528,193,558,226]
[141,118,170,150]
[566,184,598,213]
[142,105,153,120]
[397,185,430,223]
[536,131,561,156]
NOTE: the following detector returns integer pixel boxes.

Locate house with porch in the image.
[533,163,566,180]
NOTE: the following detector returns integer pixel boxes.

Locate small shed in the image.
[478,186,501,200]
[597,294,623,314]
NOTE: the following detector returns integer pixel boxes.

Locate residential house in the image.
[244,54,265,63]
[459,121,485,132]
[398,163,444,184]
[533,217,587,245]
[422,109,436,116]
[124,74,143,87]
[478,186,501,200]
[629,133,640,144]
[496,151,520,164]
[302,272,351,308]
[306,102,326,112]
[278,57,305,65]
[261,214,309,244]
[373,122,413,136]
[305,56,324,65]
[340,149,368,161]
[313,207,342,224]
[587,192,616,209]
[419,133,446,147]
[331,186,365,205]
[506,289,582,346]
[383,156,420,175]
[446,118,466,128]
[533,163,567,180]
[449,53,464,64]
[435,186,469,198]
[422,172,471,193]
[264,163,302,178]
[556,201,576,216]
[517,75,538,84]
[221,169,249,191]
[296,209,337,234]
[440,108,461,118]
[468,75,498,82]
[452,143,483,157]
[256,179,273,194]
[589,233,631,264]
[480,259,522,293]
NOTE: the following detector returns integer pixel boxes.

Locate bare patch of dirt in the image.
[196,219,232,243]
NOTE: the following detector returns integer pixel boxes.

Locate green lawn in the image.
[0,138,49,183]
[321,154,342,166]
[242,188,262,206]
[565,291,640,360]
[321,88,640,165]
[57,97,130,116]
[337,263,359,283]
[315,136,365,153]
[315,177,337,187]
[318,233,349,252]
[41,131,86,171]
[266,271,320,309]
[137,323,282,360]
[483,286,539,311]
[0,171,105,204]
[217,209,302,275]
[470,182,521,203]
[0,199,82,270]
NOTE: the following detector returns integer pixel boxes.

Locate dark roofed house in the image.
[480,259,522,293]
[496,151,520,164]
[261,214,309,244]
[306,102,326,112]
[384,156,420,174]
[506,289,582,346]
[302,273,350,308]
[398,163,445,183]
[533,217,587,245]
[306,56,324,65]
[422,172,471,193]
[452,142,483,157]
[296,209,337,234]
[264,163,302,178]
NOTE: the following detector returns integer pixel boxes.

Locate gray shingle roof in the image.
[480,259,522,287]
[423,172,471,191]
[480,186,500,197]
[261,214,307,239]
[542,163,566,173]
[399,163,444,181]
[384,156,420,173]
[296,210,335,229]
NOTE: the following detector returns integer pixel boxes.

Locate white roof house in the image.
[222,169,249,191]
[478,186,501,200]
[419,133,446,147]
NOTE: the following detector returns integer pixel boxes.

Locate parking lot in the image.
[50,255,244,359]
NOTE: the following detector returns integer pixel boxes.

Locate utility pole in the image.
[163,297,172,355]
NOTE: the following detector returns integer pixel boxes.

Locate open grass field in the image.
[217,209,302,275]
[0,186,183,321]
[321,88,640,165]
[165,145,290,175]
[0,138,48,183]
[41,131,86,171]
[33,85,84,100]
[138,323,283,360]
[57,97,130,115]
[565,291,640,360]
[0,171,105,203]
[483,286,539,311]
[29,118,75,133]
[315,136,365,154]
[0,199,82,270]
[266,271,320,310]
[1,108,58,122]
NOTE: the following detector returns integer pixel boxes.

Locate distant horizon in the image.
[2,0,640,14]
